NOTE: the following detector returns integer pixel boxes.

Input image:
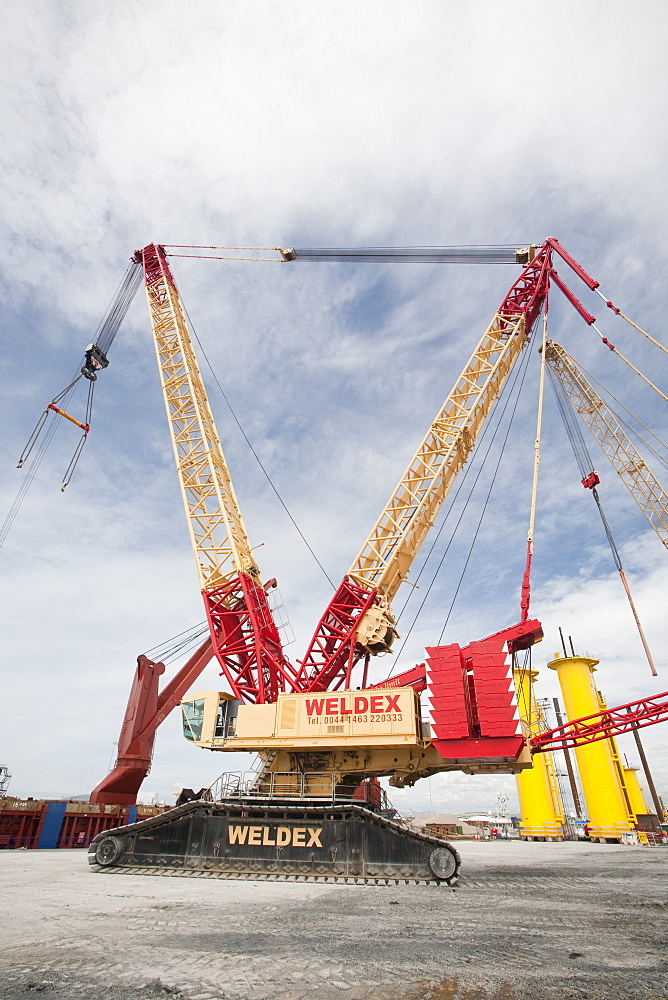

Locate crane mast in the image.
[140,244,297,703]
[545,340,668,549]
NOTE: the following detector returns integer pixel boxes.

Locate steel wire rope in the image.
[389,329,535,664]
[168,253,284,262]
[143,621,210,663]
[180,299,335,588]
[93,259,143,356]
[435,343,534,645]
[0,370,81,549]
[394,341,531,627]
[0,422,60,547]
[545,364,592,476]
[546,364,657,675]
[573,358,668,472]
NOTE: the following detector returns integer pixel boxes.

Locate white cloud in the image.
[1,1,667,816]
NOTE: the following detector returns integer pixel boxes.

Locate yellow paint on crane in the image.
[622,766,649,817]
[548,654,634,841]
[513,668,564,840]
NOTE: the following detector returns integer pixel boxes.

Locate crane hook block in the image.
[81,343,109,381]
[581,471,601,490]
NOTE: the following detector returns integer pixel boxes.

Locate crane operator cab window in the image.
[181,692,241,745]
[182,699,206,743]
[215,697,241,739]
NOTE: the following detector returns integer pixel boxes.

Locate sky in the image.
[1,0,667,819]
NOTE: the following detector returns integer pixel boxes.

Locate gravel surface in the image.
[1,841,666,1000]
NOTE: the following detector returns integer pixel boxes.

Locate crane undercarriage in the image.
[88,796,461,885]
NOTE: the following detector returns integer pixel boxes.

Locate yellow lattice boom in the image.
[144,250,261,594]
[545,341,668,549]
[348,310,531,601]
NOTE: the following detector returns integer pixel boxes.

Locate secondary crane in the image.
[545,340,668,549]
[86,239,667,883]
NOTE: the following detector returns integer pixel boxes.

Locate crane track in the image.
[87,799,461,885]
[87,862,452,886]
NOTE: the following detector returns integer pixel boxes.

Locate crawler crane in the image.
[86,241,668,883]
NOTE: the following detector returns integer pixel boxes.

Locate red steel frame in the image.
[531,690,668,753]
[298,578,380,693]
[90,638,214,805]
[204,574,297,704]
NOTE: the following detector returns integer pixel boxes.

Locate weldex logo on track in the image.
[227,825,323,847]
[304,694,402,717]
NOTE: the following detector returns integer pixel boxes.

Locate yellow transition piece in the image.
[513,667,564,840]
[548,654,635,841]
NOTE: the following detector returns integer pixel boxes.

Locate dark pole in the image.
[553,697,582,818]
[625,706,664,821]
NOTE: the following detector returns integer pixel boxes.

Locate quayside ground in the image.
[1,841,666,1000]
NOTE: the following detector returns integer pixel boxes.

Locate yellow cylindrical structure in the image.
[548,654,634,841]
[513,668,564,840]
[623,766,649,816]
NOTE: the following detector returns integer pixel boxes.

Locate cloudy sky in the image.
[1,0,667,819]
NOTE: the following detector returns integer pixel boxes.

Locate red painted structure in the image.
[0,798,167,850]
[90,640,214,805]
[426,620,543,761]
[530,690,668,754]
[203,575,299,705]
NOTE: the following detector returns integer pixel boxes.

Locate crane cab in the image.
[180,687,424,752]
[182,691,241,744]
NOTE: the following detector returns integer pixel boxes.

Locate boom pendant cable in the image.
[591,328,668,404]
[589,287,668,358]
[0,257,142,547]
[180,299,335,588]
[520,297,550,622]
[546,360,657,676]
[389,321,535,667]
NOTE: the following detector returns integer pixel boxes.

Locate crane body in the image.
[87,240,667,881]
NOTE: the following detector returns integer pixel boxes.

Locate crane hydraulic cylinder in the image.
[548,654,634,841]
